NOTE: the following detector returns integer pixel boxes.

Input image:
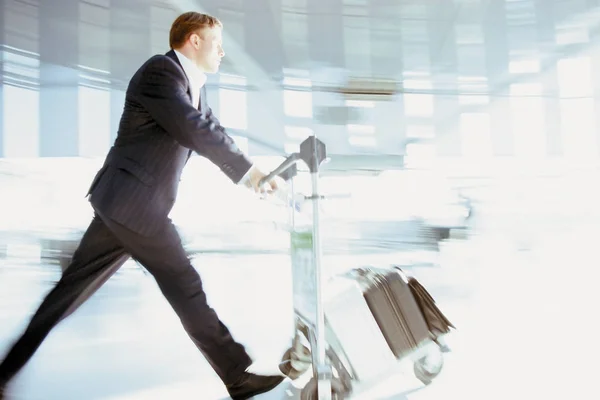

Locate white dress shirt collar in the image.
[173,49,207,106]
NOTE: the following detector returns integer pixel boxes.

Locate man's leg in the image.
[0,214,128,385]
[100,214,253,384]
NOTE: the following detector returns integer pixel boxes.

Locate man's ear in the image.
[189,33,201,48]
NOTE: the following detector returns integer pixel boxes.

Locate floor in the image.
[1,208,599,399]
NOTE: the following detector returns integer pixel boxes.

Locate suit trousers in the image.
[0,210,252,385]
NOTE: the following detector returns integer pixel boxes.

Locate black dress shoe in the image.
[226,372,285,400]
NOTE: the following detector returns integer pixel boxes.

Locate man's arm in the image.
[135,56,252,183]
[201,90,278,192]
[203,105,254,187]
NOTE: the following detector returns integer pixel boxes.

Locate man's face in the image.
[193,26,224,73]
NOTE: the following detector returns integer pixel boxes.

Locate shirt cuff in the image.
[237,164,254,187]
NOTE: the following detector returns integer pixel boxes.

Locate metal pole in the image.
[311,170,331,400]
[311,172,325,365]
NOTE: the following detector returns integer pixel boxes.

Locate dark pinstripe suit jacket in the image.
[87,50,252,236]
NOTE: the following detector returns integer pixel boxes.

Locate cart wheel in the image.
[280,346,312,380]
[414,350,444,385]
[300,377,345,400]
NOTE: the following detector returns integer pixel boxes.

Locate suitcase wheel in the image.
[301,377,346,400]
[413,351,444,385]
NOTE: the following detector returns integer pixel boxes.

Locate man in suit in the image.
[0,11,286,400]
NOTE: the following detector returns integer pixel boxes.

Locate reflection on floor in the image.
[1,221,599,399]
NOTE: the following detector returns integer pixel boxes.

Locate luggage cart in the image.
[260,136,445,400]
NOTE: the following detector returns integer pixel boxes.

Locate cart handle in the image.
[258,152,300,187]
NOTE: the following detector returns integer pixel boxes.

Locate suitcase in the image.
[323,266,453,383]
[358,267,432,359]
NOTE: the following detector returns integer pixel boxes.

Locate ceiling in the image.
[1,0,598,93]
[1,0,600,161]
